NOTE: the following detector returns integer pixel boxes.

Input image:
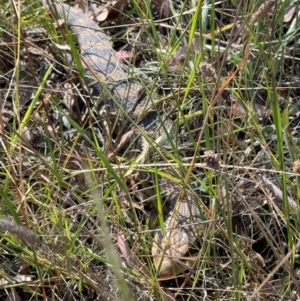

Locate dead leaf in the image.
[116,50,132,64]
[151,0,163,6]
[161,288,176,301]
[229,97,246,119]
[62,82,75,111]
[74,0,88,14]
[107,0,129,20]
[117,234,130,259]
[5,288,21,301]
[284,3,296,23]
[95,8,109,22]
[140,136,150,163]
[248,251,265,270]
[21,125,34,144]
[117,234,150,276]
[108,129,135,160]
[73,2,110,22]
[89,3,110,22]
[168,46,189,66]
[160,0,170,18]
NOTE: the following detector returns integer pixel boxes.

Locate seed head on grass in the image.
[293,160,300,174]
[203,150,220,170]
[251,0,275,24]
[199,62,217,83]
[0,219,42,245]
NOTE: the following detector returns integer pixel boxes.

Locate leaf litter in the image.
[1,0,300,300]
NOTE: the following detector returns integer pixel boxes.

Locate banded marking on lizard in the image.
[40,1,145,116]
